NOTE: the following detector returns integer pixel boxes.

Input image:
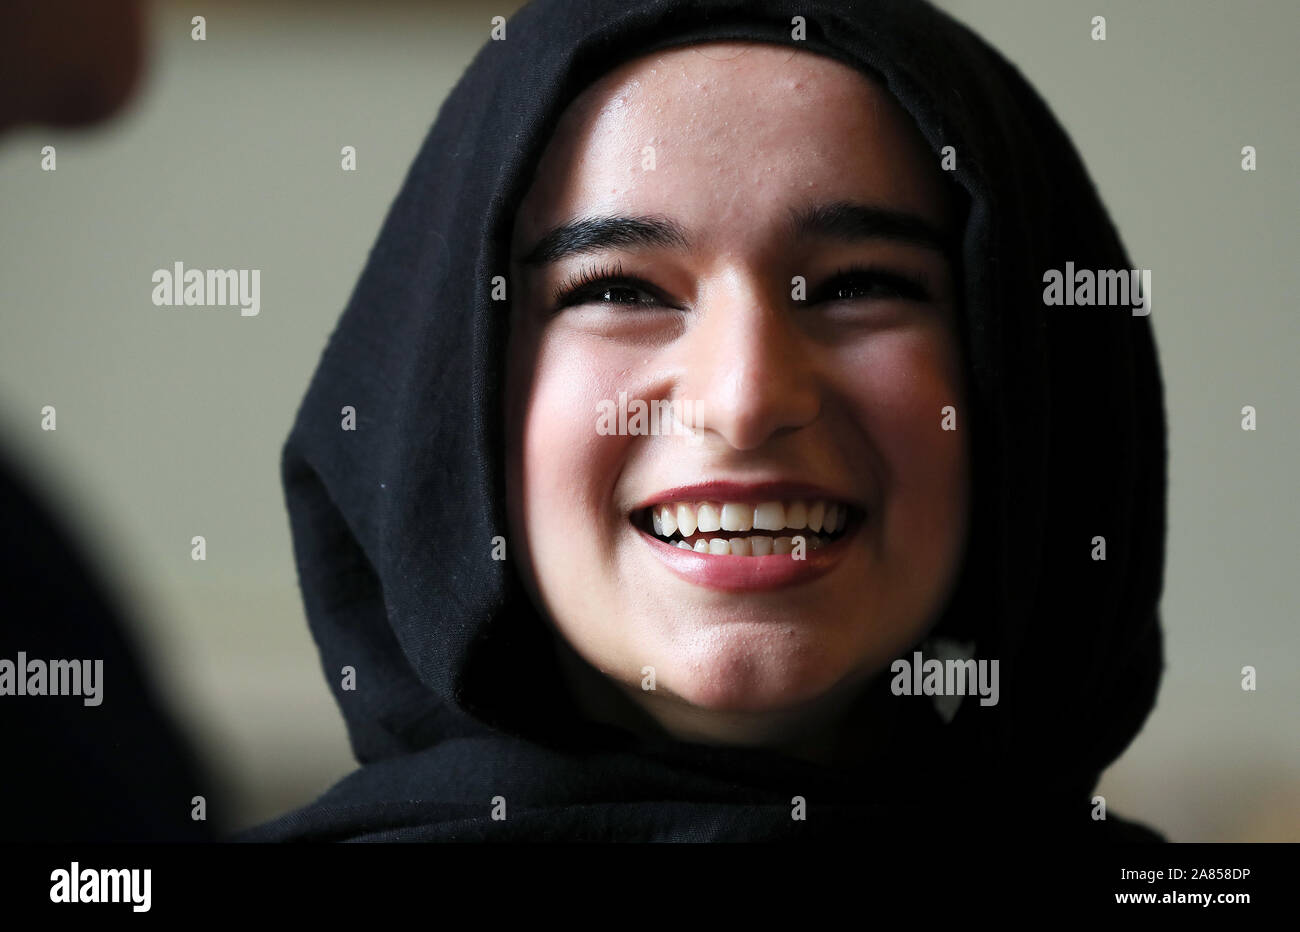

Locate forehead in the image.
[511,41,953,255]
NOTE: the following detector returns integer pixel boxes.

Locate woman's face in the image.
[506,41,969,743]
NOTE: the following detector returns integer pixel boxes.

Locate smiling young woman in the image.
[505,42,971,757]
[245,0,1167,843]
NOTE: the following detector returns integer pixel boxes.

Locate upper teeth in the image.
[649,499,849,537]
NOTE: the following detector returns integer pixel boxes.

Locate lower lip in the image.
[636,523,857,592]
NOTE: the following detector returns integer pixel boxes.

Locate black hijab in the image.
[240,0,1166,842]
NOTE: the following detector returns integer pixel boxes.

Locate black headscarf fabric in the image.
[241,0,1166,842]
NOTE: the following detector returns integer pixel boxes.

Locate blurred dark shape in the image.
[1,0,220,842]
[0,0,145,133]
[0,449,220,840]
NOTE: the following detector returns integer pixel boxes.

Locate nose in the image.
[678,273,821,451]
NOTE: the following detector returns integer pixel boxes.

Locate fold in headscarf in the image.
[241,0,1166,841]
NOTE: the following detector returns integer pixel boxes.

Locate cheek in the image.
[841,326,969,564]
[519,335,630,561]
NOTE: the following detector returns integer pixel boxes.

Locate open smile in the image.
[634,497,858,554]
[629,484,866,591]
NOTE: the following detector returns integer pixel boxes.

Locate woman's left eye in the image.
[813,267,932,304]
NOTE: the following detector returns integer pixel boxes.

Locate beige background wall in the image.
[1,0,1296,838]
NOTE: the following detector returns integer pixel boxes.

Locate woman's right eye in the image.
[551,261,669,311]
[557,279,662,309]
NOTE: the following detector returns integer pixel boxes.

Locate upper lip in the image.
[630,479,865,512]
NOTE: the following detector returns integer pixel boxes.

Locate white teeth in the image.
[720,502,753,532]
[823,503,839,535]
[753,501,786,531]
[647,497,854,549]
[807,500,825,533]
[665,531,827,554]
[659,505,677,536]
[676,503,697,537]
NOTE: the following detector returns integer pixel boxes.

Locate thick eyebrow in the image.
[785,200,954,257]
[518,215,690,266]
[517,200,953,267]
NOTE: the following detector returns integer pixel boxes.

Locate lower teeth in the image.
[669,534,829,555]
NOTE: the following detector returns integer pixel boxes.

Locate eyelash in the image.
[815,264,933,303]
[550,261,933,310]
[551,260,660,309]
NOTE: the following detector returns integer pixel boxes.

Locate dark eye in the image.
[565,280,659,308]
[552,260,668,311]
[814,266,932,304]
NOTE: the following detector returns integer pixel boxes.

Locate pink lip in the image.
[636,522,859,592]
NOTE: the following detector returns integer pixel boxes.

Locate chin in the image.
[647,621,863,714]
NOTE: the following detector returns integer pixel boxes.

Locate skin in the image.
[506,41,970,762]
[0,0,145,133]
